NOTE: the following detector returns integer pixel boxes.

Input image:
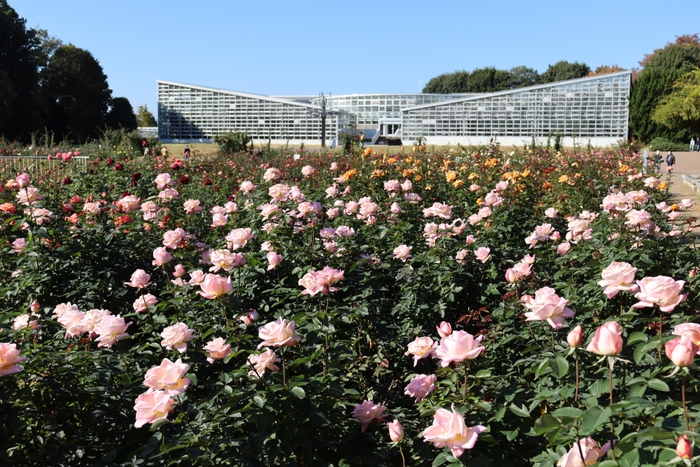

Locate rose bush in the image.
[0,142,698,466]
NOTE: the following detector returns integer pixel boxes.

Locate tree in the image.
[651,69,700,136]
[640,34,700,67]
[588,65,625,76]
[508,66,539,88]
[629,43,700,143]
[539,61,590,83]
[135,105,157,127]
[0,0,42,141]
[106,97,138,131]
[423,67,512,93]
[34,28,63,69]
[39,44,112,142]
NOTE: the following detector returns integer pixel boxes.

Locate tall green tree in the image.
[651,69,700,136]
[135,105,157,127]
[508,66,539,88]
[0,0,42,141]
[106,97,138,131]
[39,44,112,142]
[539,61,590,83]
[629,42,700,143]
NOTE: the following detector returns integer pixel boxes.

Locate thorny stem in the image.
[658,310,664,361]
[574,350,584,466]
[608,356,616,461]
[683,374,690,432]
[399,446,406,467]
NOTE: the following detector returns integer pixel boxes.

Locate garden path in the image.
[666,151,700,236]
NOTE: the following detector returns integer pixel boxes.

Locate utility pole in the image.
[308,93,339,148]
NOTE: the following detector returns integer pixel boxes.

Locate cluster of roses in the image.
[353,321,487,458]
[53,302,132,348]
[2,173,55,228]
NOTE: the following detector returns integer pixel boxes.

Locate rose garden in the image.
[0,140,699,466]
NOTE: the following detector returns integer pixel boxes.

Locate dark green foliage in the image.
[214,131,252,155]
[107,97,138,131]
[647,136,688,152]
[135,105,157,127]
[538,61,591,84]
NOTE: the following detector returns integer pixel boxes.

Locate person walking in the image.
[691,137,696,152]
[666,150,676,173]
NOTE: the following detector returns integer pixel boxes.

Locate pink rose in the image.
[567,325,583,348]
[673,323,700,349]
[388,420,404,442]
[586,321,623,356]
[423,404,487,458]
[160,323,196,353]
[154,173,174,189]
[301,165,316,177]
[173,264,186,278]
[598,262,639,299]
[405,336,437,367]
[163,228,188,249]
[143,358,191,395]
[423,202,453,219]
[225,228,254,250]
[11,238,26,253]
[133,294,158,313]
[204,337,232,363]
[183,199,202,214]
[557,242,572,255]
[665,336,698,367]
[474,247,490,263]
[263,167,282,182]
[211,212,229,227]
[633,276,687,312]
[352,399,387,432]
[247,349,281,377]
[209,249,245,272]
[434,331,485,367]
[522,287,575,329]
[152,247,173,266]
[384,180,401,192]
[158,188,180,201]
[239,180,256,194]
[13,314,40,330]
[677,435,692,460]
[0,343,28,377]
[257,318,301,349]
[436,321,452,338]
[188,270,205,285]
[557,437,612,467]
[505,261,532,283]
[15,173,30,188]
[196,274,233,299]
[544,207,558,218]
[404,373,437,402]
[240,309,260,326]
[134,389,175,428]
[58,309,86,338]
[94,315,131,348]
[116,194,140,211]
[401,179,412,191]
[393,245,412,262]
[266,251,283,271]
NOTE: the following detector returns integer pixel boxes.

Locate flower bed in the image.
[0,144,699,466]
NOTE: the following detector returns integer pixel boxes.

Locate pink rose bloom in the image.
[133,294,158,313]
[624,209,653,229]
[30,300,40,313]
[16,186,44,205]
[160,323,196,353]
[183,199,202,214]
[0,343,28,377]
[268,183,291,202]
[505,261,532,283]
[209,249,244,272]
[204,337,232,363]
[259,203,281,220]
[388,420,404,442]
[134,389,175,428]
[525,223,554,248]
[665,336,698,367]
[225,228,254,250]
[494,180,509,191]
[240,309,260,326]
[330,162,340,171]
[677,435,692,460]
[390,202,401,214]
[335,225,355,237]
[384,180,401,192]
[11,238,27,253]
[263,167,282,182]
[247,349,281,377]
[423,202,453,219]
[196,274,233,299]
[544,207,558,218]
[567,325,583,348]
[257,317,301,349]
[673,323,700,349]
[298,267,345,296]
[405,192,422,203]
[393,244,413,262]
[163,228,188,249]
[401,179,412,191]
[266,251,283,271]
[80,309,112,336]
[172,264,186,278]
[154,173,174,189]
[239,180,256,195]
[436,321,452,338]
[598,261,639,299]
[522,287,574,329]
[455,249,469,265]
[211,212,229,227]
[116,194,140,211]
[468,184,480,192]
[125,269,151,289]
[15,173,30,188]
[522,254,536,264]
[224,201,238,213]
[643,177,660,188]
[482,191,503,207]
[586,321,623,356]
[325,184,339,198]
[557,242,572,255]
[405,336,437,367]
[352,400,387,432]
[13,313,40,330]
[58,309,86,338]
[465,235,477,245]
[344,201,360,214]
[625,190,649,206]
[152,247,173,266]
[404,373,437,402]
[94,315,131,348]
[557,437,612,467]
[600,192,629,213]
[680,198,694,209]
[188,269,205,285]
[158,188,180,201]
[474,247,490,263]
[434,330,485,367]
[301,165,316,177]
[633,276,687,312]
[143,358,191,394]
[423,404,487,458]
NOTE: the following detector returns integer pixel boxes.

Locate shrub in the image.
[214,131,251,155]
[648,136,688,152]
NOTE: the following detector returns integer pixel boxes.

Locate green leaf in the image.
[627,332,648,345]
[509,403,531,418]
[588,379,609,397]
[618,448,641,467]
[291,387,305,399]
[596,461,619,467]
[534,414,560,435]
[474,369,491,378]
[647,379,669,392]
[550,407,584,419]
[581,406,611,434]
[550,355,569,378]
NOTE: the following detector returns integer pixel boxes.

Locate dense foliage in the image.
[0,141,699,466]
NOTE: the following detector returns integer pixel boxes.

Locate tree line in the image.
[423,35,700,145]
[0,0,156,143]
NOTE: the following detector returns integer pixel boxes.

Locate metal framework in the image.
[157,71,631,147]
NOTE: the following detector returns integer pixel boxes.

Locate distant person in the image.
[654,150,662,170]
[691,138,696,152]
[161,146,168,157]
[696,137,700,152]
[666,150,676,173]
[183,146,191,160]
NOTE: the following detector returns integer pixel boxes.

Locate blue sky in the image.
[12,0,698,120]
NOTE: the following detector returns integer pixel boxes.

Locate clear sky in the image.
[11,0,699,120]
